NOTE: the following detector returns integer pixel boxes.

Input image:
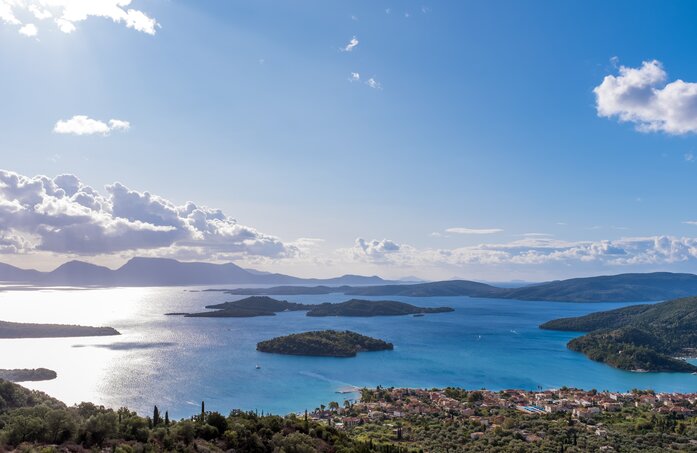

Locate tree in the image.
[165,411,170,427]
[153,405,160,427]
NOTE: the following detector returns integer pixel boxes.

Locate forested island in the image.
[306,299,453,317]
[0,320,120,338]
[181,296,453,318]
[540,296,697,372]
[0,368,57,382]
[256,330,394,357]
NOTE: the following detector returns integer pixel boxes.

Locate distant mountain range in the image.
[3,258,697,303]
[226,272,697,302]
[0,257,389,287]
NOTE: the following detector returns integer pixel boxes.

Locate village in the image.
[308,386,697,445]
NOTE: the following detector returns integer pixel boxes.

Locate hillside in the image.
[225,272,697,302]
[540,296,697,372]
[305,299,454,317]
[503,272,697,302]
[256,330,394,357]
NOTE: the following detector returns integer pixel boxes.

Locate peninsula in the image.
[540,296,697,372]
[256,330,393,357]
[0,320,120,339]
[0,368,57,382]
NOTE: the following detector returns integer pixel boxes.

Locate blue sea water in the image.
[2,287,697,418]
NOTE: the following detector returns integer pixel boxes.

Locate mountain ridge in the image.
[0,257,391,287]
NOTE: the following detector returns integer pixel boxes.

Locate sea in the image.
[2,286,696,418]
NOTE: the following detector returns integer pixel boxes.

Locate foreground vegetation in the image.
[257,330,394,357]
[4,380,697,452]
[540,296,697,372]
[0,379,389,453]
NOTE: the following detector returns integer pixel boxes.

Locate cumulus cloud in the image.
[594,59,697,134]
[18,22,36,36]
[349,72,360,82]
[53,115,130,136]
[0,0,158,36]
[347,238,404,263]
[445,227,503,235]
[342,36,359,52]
[0,169,295,259]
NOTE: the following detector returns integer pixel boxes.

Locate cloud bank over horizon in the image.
[2,168,697,279]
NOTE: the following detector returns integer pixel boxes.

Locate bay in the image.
[2,287,696,418]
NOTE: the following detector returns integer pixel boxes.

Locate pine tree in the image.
[165,411,170,427]
[153,405,160,426]
[201,401,205,422]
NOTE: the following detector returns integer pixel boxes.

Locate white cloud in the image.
[685,152,695,162]
[0,169,296,259]
[18,22,36,36]
[342,36,359,52]
[445,227,504,235]
[594,59,697,134]
[347,238,404,263]
[0,0,158,36]
[349,72,360,82]
[341,235,697,269]
[53,115,130,136]
[366,78,381,89]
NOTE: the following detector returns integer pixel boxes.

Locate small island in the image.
[0,321,120,339]
[256,330,394,357]
[182,296,454,318]
[305,299,454,317]
[0,368,57,382]
[184,296,309,317]
[540,296,697,373]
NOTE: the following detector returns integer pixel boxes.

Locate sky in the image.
[1,0,697,281]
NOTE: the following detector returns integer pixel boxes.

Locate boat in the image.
[255,364,261,369]
[413,313,425,317]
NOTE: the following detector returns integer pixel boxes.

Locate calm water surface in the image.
[2,287,696,418]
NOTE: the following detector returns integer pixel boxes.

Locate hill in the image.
[306,299,454,317]
[540,296,697,372]
[225,272,697,302]
[256,330,394,357]
[502,272,697,302]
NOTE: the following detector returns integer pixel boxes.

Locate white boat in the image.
[255,364,261,369]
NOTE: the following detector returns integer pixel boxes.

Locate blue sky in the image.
[1,0,697,280]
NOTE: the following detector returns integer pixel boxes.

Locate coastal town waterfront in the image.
[310,387,697,451]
